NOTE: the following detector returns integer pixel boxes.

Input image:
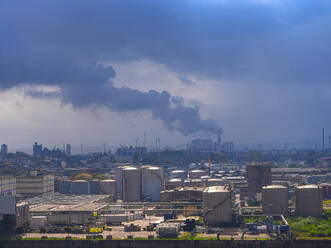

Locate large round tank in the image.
[116,165,131,196]
[142,166,163,201]
[262,185,288,215]
[99,179,117,196]
[189,170,207,179]
[59,180,71,194]
[183,179,191,187]
[203,186,233,224]
[170,170,185,179]
[206,178,223,187]
[165,179,182,189]
[296,185,322,217]
[89,180,100,194]
[122,167,141,202]
[191,179,205,187]
[71,180,90,195]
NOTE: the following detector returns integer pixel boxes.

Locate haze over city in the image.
[1,0,331,151]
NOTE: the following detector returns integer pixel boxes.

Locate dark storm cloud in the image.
[0,0,331,136]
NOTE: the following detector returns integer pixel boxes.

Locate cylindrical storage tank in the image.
[116,166,131,196]
[262,185,288,215]
[122,167,141,202]
[183,179,191,187]
[206,178,223,187]
[142,166,163,201]
[59,180,71,194]
[189,170,207,179]
[296,185,323,217]
[203,186,233,224]
[71,180,90,195]
[89,180,99,194]
[165,179,182,189]
[191,179,205,187]
[99,179,117,196]
[170,170,185,179]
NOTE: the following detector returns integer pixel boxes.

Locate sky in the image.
[0,0,331,152]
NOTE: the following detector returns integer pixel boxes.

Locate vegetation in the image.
[288,217,331,237]
[243,217,267,223]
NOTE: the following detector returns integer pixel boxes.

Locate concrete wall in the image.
[0,240,330,248]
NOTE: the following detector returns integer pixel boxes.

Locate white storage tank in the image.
[71,180,90,195]
[170,170,185,179]
[165,178,182,189]
[262,185,288,215]
[191,179,205,187]
[116,166,131,196]
[142,166,163,201]
[189,169,207,179]
[203,186,233,224]
[296,185,322,217]
[122,167,141,202]
[99,179,117,196]
[206,178,223,187]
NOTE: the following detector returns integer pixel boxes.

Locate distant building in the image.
[33,142,43,157]
[221,142,234,153]
[16,174,54,198]
[66,144,71,155]
[115,146,147,157]
[188,139,213,151]
[247,164,272,194]
[0,176,16,196]
[0,144,8,155]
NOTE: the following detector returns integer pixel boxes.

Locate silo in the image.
[191,179,205,187]
[116,166,131,197]
[296,185,322,217]
[203,186,233,224]
[165,179,182,189]
[89,180,99,194]
[59,180,71,194]
[122,167,141,202]
[170,170,185,179]
[142,166,163,201]
[189,170,207,179]
[71,180,90,195]
[206,178,223,187]
[262,185,288,215]
[99,179,117,196]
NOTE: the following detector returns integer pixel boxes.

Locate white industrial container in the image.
[296,185,322,217]
[142,166,163,201]
[165,179,182,189]
[262,185,288,215]
[170,170,185,179]
[122,167,141,202]
[191,179,205,187]
[99,179,117,195]
[206,178,223,187]
[189,170,207,179]
[30,216,47,229]
[203,186,233,224]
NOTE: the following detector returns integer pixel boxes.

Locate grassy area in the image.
[323,200,331,205]
[243,217,267,223]
[288,217,331,237]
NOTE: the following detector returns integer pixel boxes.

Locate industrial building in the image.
[247,164,272,194]
[16,174,54,198]
[0,175,16,196]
